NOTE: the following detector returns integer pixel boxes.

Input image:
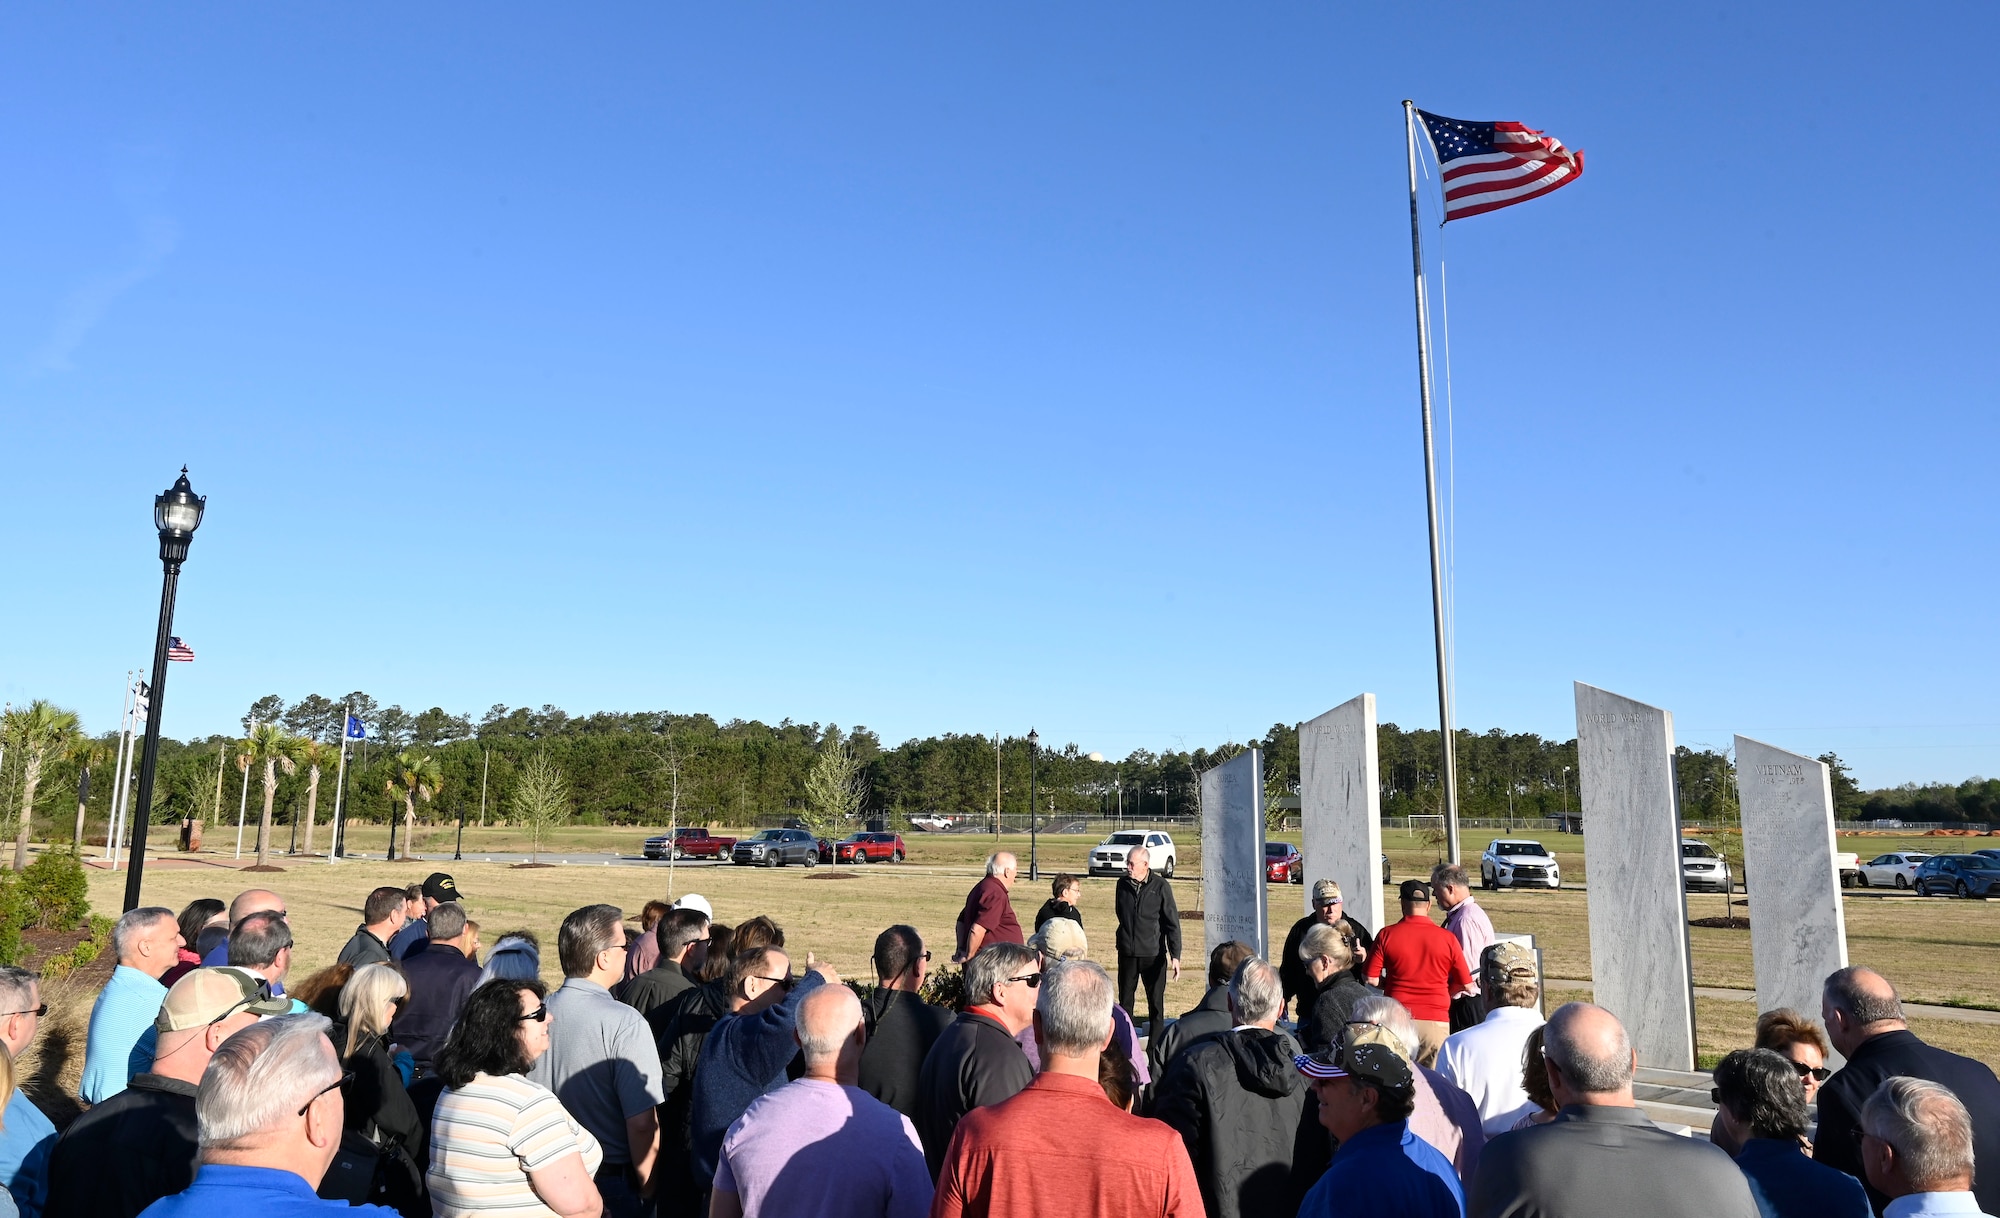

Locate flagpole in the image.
[329,701,353,863]
[234,726,251,859]
[107,674,136,867]
[1405,100,1462,865]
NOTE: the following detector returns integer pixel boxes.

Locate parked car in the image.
[835,832,906,864]
[908,815,956,831]
[1835,852,1863,888]
[644,826,736,860]
[1480,839,1561,890]
[1681,841,1732,893]
[1858,851,1931,889]
[1382,853,1392,885]
[1089,831,1177,878]
[1914,854,2000,898]
[731,828,820,867]
[1266,842,1303,884]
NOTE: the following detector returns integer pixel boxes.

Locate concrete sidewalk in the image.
[1547,977,2000,1025]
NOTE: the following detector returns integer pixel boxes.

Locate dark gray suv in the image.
[732,829,819,868]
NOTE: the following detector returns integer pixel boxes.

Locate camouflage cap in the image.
[1481,940,1538,986]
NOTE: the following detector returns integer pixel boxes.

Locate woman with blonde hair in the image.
[336,962,428,1216]
[0,1041,17,1217]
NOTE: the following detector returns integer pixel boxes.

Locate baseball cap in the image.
[673,894,714,919]
[1398,879,1432,903]
[1311,880,1343,907]
[1029,916,1087,961]
[157,966,290,1032]
[1481,940,1538,986]
[1294,1031,1415,1092]
[423,873,462,902]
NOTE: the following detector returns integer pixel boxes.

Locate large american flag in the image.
[166,636,195,661]
[1417,110,1583,222]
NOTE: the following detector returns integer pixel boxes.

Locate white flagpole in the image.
[1405,100,1462,865]
[109,677,141,868]
[106,675,133,865]
[329,704,352,865]
[234,725,251,859]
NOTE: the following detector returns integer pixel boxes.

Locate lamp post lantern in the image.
[1027,728,1039,881]
[123,468,205,912]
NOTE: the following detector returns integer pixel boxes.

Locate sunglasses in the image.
[1007,973,1043,989]
[1792,1061,1832,1083]
[297,1070,356,1116]
[756,975,795,991]
[519,1005,549,1023]
[0,1004,47,1019]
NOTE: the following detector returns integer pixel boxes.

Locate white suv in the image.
[1090,830,1177,878]
[1480,839,1561,890]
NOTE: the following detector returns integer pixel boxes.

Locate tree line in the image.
[0,692,1981,855]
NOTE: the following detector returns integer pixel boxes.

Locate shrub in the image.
[20,851,90,931]
[0,871,21,967]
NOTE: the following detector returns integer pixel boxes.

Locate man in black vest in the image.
[1114,844,1182,1041]
[1816,965,2000,1215]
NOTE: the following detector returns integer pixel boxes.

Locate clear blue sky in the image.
[3,5,1994,788]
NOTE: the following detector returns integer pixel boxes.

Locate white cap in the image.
[673,893,713,918]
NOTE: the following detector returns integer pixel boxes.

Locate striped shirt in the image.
[427,1072,603,1216]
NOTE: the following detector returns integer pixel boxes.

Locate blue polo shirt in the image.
[1300,1119,1464,1218]
[79,966,167,1103]
[137,1165,399,1217]
[1735,1136,1872,1218]
[0,1088,56,1218]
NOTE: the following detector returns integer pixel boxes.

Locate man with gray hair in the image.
[1467,1002,1757,1218]
[81,906,182,1103]
[934,960,1201,1217]
[529,903,666,1218]
[1862,1077,1993,1217]
[1817,966,2000,1215]
[1430,863,1493,1034]
[136,1011,398,1216]
[916,942,1039,1178]
[387,899,481,1072]
[710,985,932,1218]
[1153,956,1306,1218]
[0,966,54,1218]
[953,852,1023,964]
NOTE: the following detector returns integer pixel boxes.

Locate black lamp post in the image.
[123,468,205,913]
[1027,728,1039,881]
[454,799,466,861]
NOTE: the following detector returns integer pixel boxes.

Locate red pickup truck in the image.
[644,827,736,860]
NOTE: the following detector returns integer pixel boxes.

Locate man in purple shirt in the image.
[713,985,932,1218]
[1431,864,1494,1034]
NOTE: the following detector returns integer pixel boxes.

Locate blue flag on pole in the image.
[345,715,366,740]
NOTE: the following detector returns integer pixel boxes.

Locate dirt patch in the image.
[1689,916,1751,930]
[242,864,288,873]
[509,863,559,869]
[808,871,860,881]
[1179,909,1203,921]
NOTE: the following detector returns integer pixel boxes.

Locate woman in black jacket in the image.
[336,961,429,1217]
[1033,873,1084,932]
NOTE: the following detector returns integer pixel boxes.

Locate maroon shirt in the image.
[955,877,1023,956]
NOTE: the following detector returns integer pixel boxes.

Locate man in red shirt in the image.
[932,959,1202,1218]
[953,852,1024,964]
[1366,880,1471,1067]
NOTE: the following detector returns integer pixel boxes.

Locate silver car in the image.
[1681,841,1732,893]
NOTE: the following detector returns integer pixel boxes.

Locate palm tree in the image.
[67,736,113,852]
[3,701,83,869]
[385,752,444,861]
[238,724,307,869]
[296,740,332,856]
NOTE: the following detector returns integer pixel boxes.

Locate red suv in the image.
[835,832,906,863]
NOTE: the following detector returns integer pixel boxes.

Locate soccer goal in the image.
[1403,814,1445,837]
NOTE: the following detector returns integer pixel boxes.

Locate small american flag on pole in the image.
[1417,110,1583,221]
[166,636,195,662]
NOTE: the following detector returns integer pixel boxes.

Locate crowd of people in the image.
[0,852,1989,1218]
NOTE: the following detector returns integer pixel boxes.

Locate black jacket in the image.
[615,958,694,1018]
[653,978,732,1210]
[1300,972,1373,1056]
[336,925,394,969]
[914,1009,1034,1178]
[859,989,955,1119]
[45,1072,200,1218]
[388,940,481,1069]
[342,1031,429,1217]
[1032,898,1084,931]
[1154,1027,1308,1218]
[1115,872,1182,959]
[1279,912,1375,1013]
[1816,1028,2000,1215]
[1149,983,1235,1080]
